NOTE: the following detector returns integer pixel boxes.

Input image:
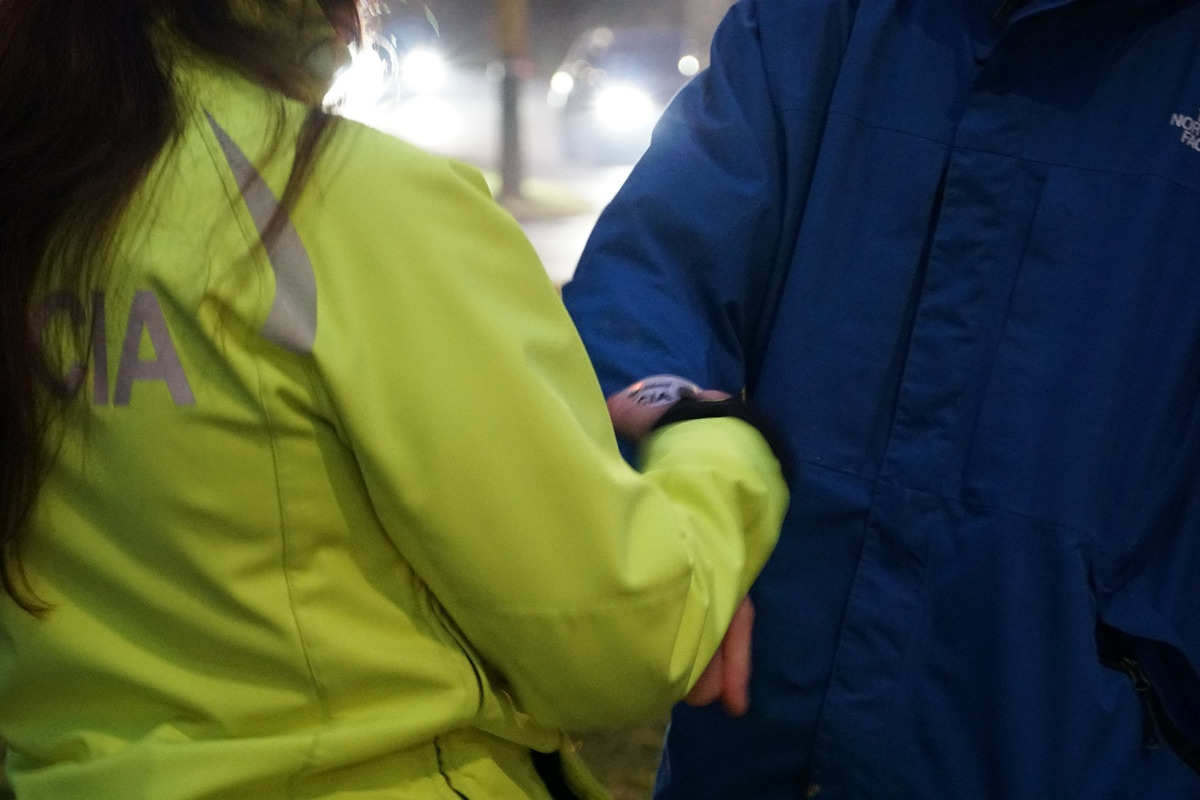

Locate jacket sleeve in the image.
[299,129,788,729]
[562,0,849,397]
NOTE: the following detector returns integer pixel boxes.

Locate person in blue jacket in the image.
[562,0,1200,797]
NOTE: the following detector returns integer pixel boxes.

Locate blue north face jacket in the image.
[563,0,1200,797]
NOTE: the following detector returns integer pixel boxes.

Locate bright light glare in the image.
[547,70,574,108]
[594,84,657,131]
[550,70,575,96]
[325,43,393,111]
[401,47,447,93]
[392,95,461,149]
[678,55,700,77]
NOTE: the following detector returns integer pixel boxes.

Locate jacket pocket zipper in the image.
[1101,652,1200,776]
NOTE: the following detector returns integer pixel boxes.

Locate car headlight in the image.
[593,83,658,131]
[401,47,447,93]
[547,70,575,108]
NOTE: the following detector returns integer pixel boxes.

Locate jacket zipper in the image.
[1110,655,1162,751]
[1101,653,1200,776]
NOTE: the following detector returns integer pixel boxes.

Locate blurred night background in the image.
[325,0,736,286]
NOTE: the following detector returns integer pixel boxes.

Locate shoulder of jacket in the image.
[314,117,494,211]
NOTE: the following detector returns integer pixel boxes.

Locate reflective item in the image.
[625,375,701,407]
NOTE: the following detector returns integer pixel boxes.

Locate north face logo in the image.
[1170,108,1200,151]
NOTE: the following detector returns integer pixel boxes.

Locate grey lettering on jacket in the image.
[205,110,318,354]
[33,291,87,398]
[35,289,195,407]
[112,290,196,407]
[90,291,109,403]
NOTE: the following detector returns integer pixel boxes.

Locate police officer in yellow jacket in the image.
[0,1,787,798]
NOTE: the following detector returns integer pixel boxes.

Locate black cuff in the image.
[650,397,794,482]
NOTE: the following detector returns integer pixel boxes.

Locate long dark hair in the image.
[0,0,362,611]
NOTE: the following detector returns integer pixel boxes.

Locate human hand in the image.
[606,375,729,443]
[685,596,755,717]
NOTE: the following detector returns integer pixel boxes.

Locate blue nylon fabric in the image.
[563,0,1200,796]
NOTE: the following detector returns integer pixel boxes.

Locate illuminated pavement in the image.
[516,165,632,287]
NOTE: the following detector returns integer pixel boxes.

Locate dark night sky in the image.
[407,0,690,73]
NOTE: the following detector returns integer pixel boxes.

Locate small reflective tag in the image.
[625,374,701,406]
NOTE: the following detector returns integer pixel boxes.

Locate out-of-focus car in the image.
[547,26,704,165]
[327,5,444,108]
[326,2,485,156]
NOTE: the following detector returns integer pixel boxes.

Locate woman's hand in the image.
[685,596,755,717]
[606,375,729,443]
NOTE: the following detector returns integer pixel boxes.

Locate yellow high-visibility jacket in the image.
[0,49,786,800]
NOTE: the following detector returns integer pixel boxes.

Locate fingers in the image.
[605,391,673,443]
[719,597,755,717]
[684,648,725,707]
[684,596,756,717]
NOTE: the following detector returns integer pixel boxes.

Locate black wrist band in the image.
[650,397,794,482]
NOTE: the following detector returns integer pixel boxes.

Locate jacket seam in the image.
[451,570,695,619]
[822,108,1200,195]
[797,457,1103,548]
[250,347,334,798]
